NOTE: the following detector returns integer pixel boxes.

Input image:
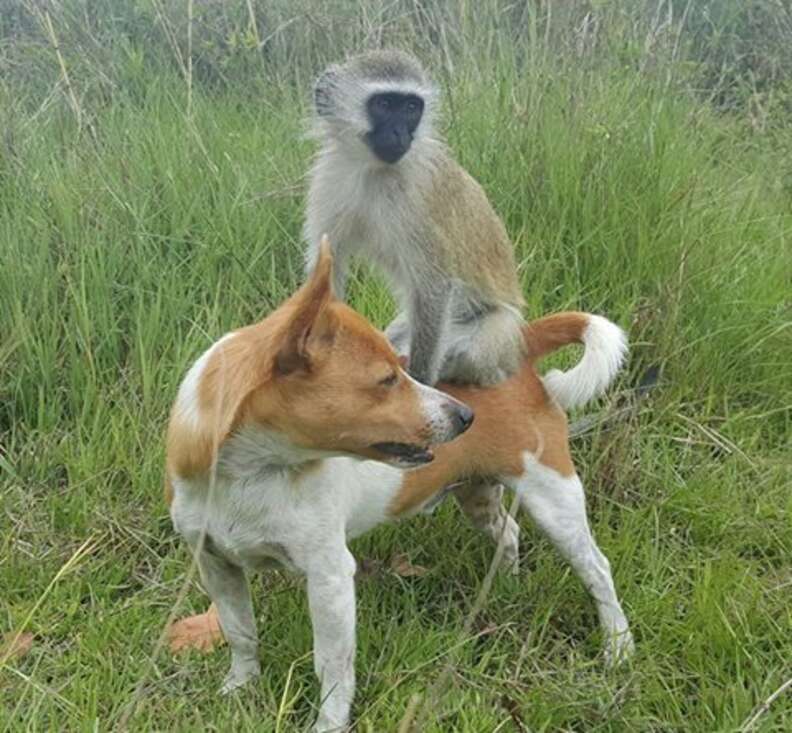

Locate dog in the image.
[165,237,634,732]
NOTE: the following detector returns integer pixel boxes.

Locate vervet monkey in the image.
[304,49,525,389]
[303,49,524,570]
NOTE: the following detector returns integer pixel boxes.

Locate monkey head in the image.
[312,49,437,165]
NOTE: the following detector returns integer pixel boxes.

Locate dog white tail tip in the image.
[543,315,627,410]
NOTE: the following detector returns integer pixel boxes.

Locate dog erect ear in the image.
[275,235,337,375]
[310,234,334,294]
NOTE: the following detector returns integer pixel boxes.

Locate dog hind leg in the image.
[507,457,634,664]
[455,478,520,574]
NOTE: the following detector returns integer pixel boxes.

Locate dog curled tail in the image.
[523,312,628,409]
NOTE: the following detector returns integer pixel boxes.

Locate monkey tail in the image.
[523,312,628,410]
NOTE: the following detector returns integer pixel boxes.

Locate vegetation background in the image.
[1,0,790,730]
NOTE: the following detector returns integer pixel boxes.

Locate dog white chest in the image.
[170,456,405,574]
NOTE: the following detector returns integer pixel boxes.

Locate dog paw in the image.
[313,716,349,733]
[495,542,520,576]
[219,663,260,696]
[603,630,635,667]
[505,556,521,576]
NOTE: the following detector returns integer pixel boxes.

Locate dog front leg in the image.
[306,547,357,732]
[196,550,260,694]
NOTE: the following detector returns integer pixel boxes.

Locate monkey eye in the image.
[376,97,390,111]
[378,372,398,388]
[406,101,418,113]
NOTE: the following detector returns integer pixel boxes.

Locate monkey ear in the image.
[274,236,337,375]
[314,69,338,116]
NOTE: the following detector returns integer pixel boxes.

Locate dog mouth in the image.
[370,441,434,467]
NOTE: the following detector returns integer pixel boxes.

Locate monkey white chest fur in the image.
[304,49,526,386]
[307,142,442,291]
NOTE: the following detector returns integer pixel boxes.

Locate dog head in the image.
[170,236,472,475]
[250,236,472,467]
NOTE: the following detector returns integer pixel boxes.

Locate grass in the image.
[1,1,791,731]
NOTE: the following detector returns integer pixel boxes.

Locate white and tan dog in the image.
[165,238,633,731]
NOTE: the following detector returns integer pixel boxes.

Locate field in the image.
[1,1,790,730]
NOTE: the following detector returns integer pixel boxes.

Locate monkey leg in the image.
[454,478,520,574]
[440,305,525,386]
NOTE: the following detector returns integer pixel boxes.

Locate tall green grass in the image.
[1,1,790,730]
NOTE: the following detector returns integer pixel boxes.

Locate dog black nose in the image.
[452,404,474,435]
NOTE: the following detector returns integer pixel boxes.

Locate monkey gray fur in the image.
[304,49,525,387]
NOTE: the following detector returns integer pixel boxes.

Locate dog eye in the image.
[378,372,398,387]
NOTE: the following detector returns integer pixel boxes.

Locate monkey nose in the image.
[391,126,411,149]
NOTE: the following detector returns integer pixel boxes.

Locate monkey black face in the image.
[364,92,424,164]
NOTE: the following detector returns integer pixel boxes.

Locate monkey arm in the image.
[407,285,452,386]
